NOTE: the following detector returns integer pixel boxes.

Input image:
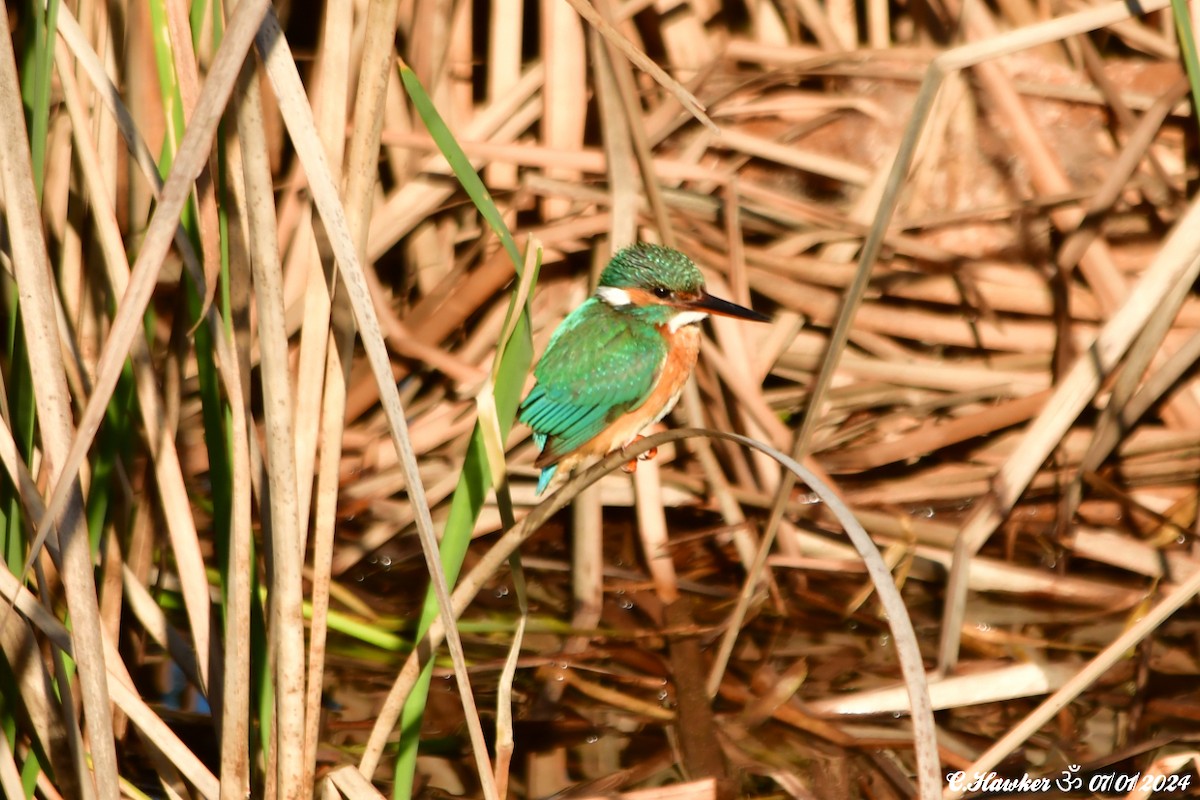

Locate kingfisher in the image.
[519,243,771,494]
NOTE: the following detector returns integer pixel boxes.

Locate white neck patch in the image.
[668,310,709,333]
[596,286,632,307]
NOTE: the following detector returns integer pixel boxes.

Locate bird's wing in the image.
[519,302,666,467]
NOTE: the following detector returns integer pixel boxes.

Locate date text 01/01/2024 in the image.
[946,768,1193,796]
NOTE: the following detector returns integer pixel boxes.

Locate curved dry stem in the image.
[361,429,939,800]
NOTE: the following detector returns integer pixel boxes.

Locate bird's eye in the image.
[652,287,671,299]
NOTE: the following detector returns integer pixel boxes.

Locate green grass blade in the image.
[398,65,522,270]
[1170,0,1200,140]
[392,66,539,800]
[0,294,36,578]
[147,0,249,757]
[20,0,61,199]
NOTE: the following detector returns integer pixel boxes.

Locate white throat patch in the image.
[668,310,709,333]
[596,286,632,307]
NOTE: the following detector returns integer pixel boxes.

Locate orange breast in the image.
[575,323,701,459]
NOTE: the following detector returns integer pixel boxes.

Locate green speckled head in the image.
[598,244,705,293]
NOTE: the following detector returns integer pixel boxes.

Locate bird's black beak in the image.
[689,290,772,323]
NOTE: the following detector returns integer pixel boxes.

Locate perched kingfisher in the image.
[519,243,771,494]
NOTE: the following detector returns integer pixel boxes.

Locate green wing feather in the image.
[519,299,666,467]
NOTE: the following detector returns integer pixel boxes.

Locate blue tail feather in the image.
[532,432,556,494]
[536,464,557,495]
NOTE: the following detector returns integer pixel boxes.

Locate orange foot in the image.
[620,435,658,473]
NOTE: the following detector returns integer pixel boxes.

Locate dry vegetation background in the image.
[1,0,1200,798]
